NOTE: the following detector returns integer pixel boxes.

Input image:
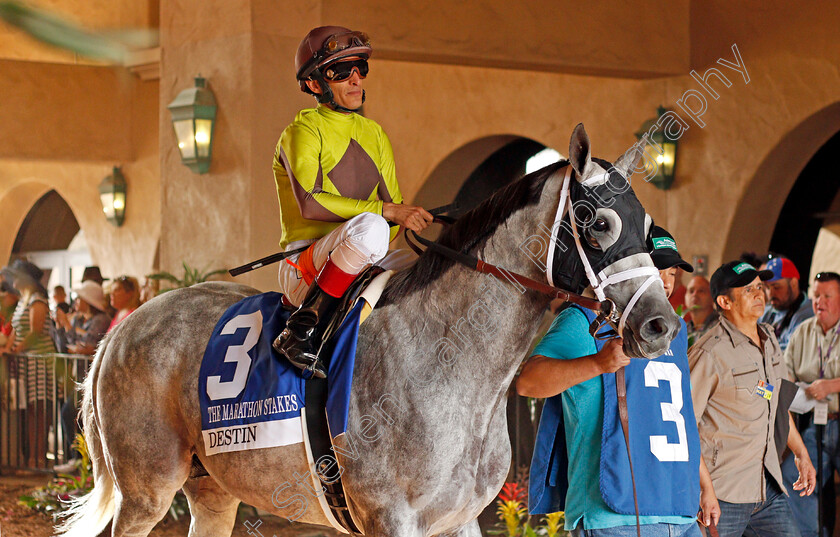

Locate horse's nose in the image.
[639,315,670,342]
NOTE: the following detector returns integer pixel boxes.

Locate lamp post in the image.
[99,166,126,227]
[167,76,217,174]
[635,106,679,190]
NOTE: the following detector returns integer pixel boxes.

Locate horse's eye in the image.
[592,218,608,233]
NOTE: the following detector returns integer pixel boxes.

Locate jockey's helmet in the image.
[295,26,372,108]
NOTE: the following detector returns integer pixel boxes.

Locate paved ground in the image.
[0,472,342,537]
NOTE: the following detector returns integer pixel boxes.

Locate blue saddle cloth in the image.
[198,292,362,455]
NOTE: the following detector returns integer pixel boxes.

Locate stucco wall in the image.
[325,0,691,77]
[2,0,840,291]
[0,69,160,279]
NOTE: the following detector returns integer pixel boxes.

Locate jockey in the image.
[272,26,433,379]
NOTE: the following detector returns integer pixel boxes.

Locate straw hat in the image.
[73,280,107,312]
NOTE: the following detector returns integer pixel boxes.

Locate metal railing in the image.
[0,352,540,477]
[0,352,92,473]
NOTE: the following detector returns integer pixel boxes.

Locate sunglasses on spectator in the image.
[322,59,369,82]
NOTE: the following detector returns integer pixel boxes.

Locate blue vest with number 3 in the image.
[529,306,701,517]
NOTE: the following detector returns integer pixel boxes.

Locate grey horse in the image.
[57,124,679,537]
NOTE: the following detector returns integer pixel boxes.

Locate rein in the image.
[403,216,620,337]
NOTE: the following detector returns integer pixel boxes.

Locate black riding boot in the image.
[273,280,341,378]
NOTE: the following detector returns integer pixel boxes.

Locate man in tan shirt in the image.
[689,260,816,537]
[782,271,840,537]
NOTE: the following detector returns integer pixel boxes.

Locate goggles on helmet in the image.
[323,58,369,81]
[300,31,371,80]
[321,31,370,57]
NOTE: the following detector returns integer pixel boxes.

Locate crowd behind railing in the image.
[0,261,153,473]
[1,249,839,537]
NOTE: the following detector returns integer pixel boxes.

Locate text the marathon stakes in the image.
[206,394,300,425]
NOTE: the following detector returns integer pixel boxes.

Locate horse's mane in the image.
[380,160,567,303]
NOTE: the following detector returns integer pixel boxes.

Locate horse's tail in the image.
[54,332,117,537]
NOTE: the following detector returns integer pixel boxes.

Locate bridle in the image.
[544,166,660,338]
[404,165,657,338]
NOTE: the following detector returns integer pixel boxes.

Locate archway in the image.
[12,190,79,255]
[722,101,840,267]
[10,190,91,292]
[415,134,562,215]
[768,129,840,280]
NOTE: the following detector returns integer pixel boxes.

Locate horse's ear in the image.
[569,123,592,179]
[612,141,645,180]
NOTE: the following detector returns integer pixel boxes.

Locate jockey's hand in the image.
[592,337,630,374]
[383,202,434,233]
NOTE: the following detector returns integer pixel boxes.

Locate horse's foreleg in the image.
[182,475,240,537]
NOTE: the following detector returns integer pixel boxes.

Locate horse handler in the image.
[518,226,709,536]
[689,261,816,536]
[272,26,432,378]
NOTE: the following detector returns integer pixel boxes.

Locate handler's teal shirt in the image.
[532,307,695,530]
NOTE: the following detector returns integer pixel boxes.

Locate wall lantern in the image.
[99,166,126,227]
[634,106,679,190]
[167,75,217,174]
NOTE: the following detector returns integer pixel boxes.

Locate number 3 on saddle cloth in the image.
[198,291,362,456]
[529,305,701,517]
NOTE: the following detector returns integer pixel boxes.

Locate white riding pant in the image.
[278,212,411,307]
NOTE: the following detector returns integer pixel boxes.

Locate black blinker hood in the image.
[549,162,649,294]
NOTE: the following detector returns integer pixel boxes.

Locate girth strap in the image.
[304,376,364,535]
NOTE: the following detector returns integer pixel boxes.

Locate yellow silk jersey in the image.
[273,105,403,249]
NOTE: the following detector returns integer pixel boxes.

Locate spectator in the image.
[690,261,816,537]
[51,285,71,314]
[1,259,57,468]
[52,280,110,473]
[108,275,140,331]
[54,280,111,355]
[669,267,688,312]
[760,257,813,351]
[684,276,718,346]
[519,226,705,537]
[0,280,20,349]
[782,271,840,537]
[81,266,105,286]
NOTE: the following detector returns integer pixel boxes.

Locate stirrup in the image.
[273,332,327,379]
[301,359,327,380]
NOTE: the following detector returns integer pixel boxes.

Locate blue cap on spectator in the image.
[765,257,800,282]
